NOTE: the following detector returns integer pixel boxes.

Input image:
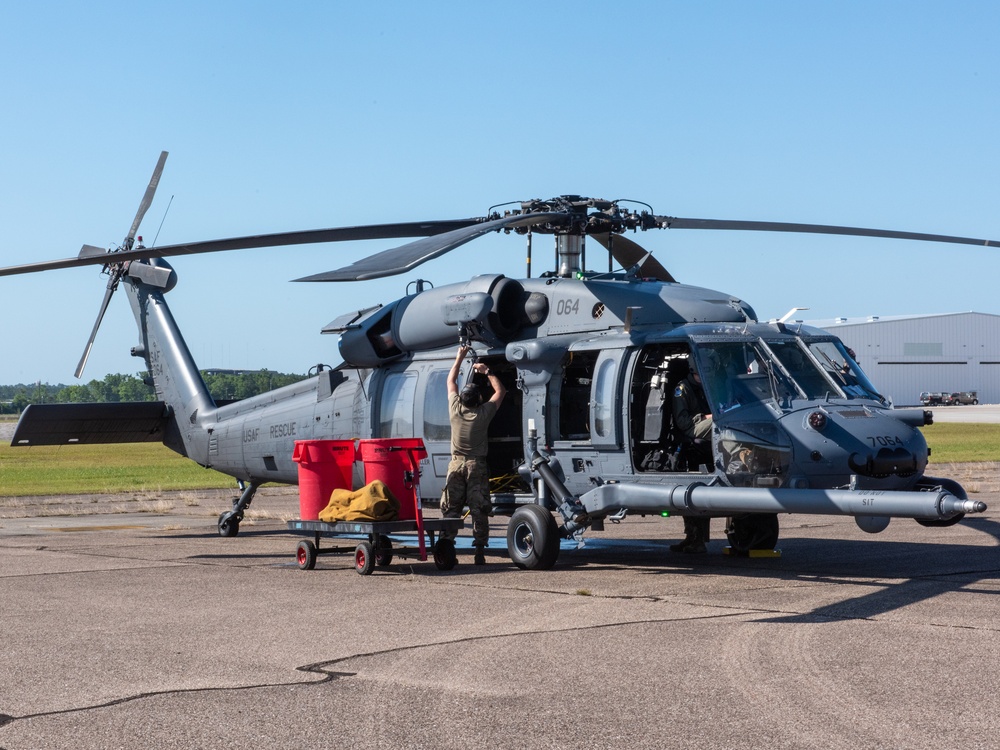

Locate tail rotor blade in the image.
[125,151,168,247]
[75,281,117,379]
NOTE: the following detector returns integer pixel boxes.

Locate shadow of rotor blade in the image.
[591,233,676,282]
[295,212,566,282]
[126,151,168,245]
[658,217,1000,247]
[75,281,116,379]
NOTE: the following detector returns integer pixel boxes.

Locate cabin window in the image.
[379,371,417,437]
[422,370,451,441]
[593,357,616,439]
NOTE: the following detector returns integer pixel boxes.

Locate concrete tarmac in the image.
[2,486,1000,750]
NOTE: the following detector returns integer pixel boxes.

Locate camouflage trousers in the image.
[441,457,490,546]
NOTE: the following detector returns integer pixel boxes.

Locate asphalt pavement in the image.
[922,403,1000,423]
[2,487,1000,749]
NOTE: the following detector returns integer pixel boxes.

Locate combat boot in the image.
[683,517,710,554]
[669,534,695,553]
[474,546,486,565]
[672,517,709,553]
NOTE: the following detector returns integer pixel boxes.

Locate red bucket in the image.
[357,438,427,521]
[292,440,357,520]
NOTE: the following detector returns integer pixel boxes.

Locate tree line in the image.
[0,370,306,415]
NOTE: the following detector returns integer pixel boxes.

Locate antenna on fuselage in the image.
[775,307,809,324]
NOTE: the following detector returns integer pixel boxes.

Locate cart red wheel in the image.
[355,541,375,575]
[296,540,317,570]
[375,534,394,567]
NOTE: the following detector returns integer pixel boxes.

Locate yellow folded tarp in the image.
[318,479,400,523]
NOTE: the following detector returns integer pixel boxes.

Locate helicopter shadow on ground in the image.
[548,520,1000,623]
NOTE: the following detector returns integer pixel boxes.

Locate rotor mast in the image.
[556,234,584,277]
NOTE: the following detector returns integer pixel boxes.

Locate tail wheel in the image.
[218,512,240,537]
[354,541,375,575]
[507,504,560,570]
[296,540,317,570]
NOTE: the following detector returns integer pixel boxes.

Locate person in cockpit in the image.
[670,356,713,554]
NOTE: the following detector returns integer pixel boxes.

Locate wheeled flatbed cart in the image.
[288,518,465,574]
[290,437,461,574]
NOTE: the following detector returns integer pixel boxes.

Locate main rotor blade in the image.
[75,281,117,379]
[295,212,566,282]
[126,151,168,245]
[658,216,1000,247]
[0,220,482,278]
[591,233,676,282]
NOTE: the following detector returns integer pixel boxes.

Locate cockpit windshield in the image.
[694,337,884,413]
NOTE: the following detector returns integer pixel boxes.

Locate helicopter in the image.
[1,152,992,569]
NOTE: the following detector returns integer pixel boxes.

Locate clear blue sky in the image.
[2,1,999,384]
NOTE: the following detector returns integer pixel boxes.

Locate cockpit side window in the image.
[696,341,798,412]
[805,340,883,402]
[769,340,839,399]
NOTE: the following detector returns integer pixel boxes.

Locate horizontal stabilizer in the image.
[10,402,172,446]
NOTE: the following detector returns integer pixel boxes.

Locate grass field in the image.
[920,422,1000,464]
[0,441,234,497]
[0,419,996,497]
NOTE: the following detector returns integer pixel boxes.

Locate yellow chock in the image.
[723,547,782,558]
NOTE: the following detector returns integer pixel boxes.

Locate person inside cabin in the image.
[670,355,713,554]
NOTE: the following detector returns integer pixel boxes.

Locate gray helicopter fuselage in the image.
[122,263,945,521]
[4,164,989,544]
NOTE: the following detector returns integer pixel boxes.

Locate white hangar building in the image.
[808,312,1000,407]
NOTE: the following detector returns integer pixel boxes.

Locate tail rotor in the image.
[74,151,168,379]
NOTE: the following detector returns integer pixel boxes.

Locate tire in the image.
[218,512,240,537]
[296,540,317,570]
[506,504,560,570]
[916,514,965,528]
[375,534,394,567]
[725,513,779,553]
[354,541,375,575]
[433,538,457,571]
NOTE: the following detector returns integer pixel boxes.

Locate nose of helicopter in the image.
[775,406,930,490]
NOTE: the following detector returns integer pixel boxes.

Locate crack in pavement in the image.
[0,612,745,731]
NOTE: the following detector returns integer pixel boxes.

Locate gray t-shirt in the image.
[449,393,498,457]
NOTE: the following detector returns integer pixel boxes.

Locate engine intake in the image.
[335,275,548,366]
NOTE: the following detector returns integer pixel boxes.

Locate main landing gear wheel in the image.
[354,541,375,575]
[507,504,560,570]
[218,512,240,537]
[915,514,965,528]
[375,534,394,567]
[296,540,317,570]
[433,538,457,571]
[725,513,779,554]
